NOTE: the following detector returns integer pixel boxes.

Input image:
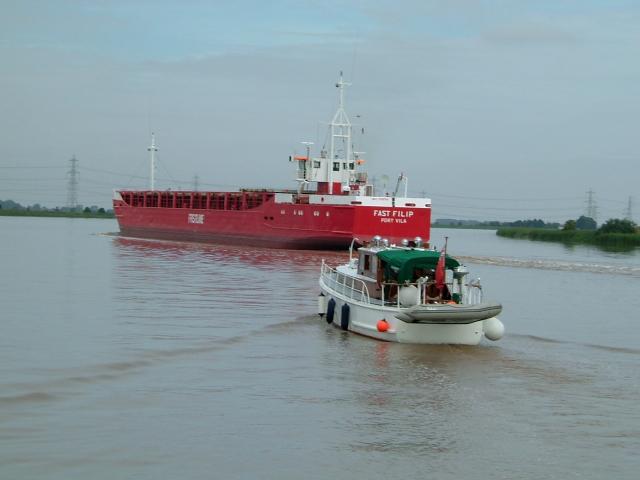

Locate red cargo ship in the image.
[113,75,432,249]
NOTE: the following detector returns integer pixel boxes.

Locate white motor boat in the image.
[318,238,505,345]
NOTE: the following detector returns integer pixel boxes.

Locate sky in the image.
[1,0,638,222]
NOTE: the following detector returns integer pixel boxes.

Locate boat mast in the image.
[148,132,158,191]
[329,72,352,194]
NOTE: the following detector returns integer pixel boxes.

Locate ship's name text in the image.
[374,209,414,224]
[188,213,205,224]
[373,210,414,218]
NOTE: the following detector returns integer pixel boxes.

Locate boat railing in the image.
[321,263,485,308]
[320,262,371,304]
[380,279,484,307]
[378,281,421,307]
[465,279,483,304]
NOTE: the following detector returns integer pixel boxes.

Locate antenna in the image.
[328,71,353,194]
[193,174,199,192]
[148,133,158,191]
[67,155,79,210]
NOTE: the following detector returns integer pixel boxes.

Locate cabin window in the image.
[349,162,355,170]
[363,255,370,271]
[333,162,340,171]
[342,162,347,170]
[313,160,321,168]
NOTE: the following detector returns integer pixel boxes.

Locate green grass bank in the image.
[0,209,115,219]
[496,227,640,249]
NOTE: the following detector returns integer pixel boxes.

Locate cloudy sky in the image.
[1,0,638,222]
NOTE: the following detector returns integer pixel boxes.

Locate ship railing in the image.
[320,262,371,304]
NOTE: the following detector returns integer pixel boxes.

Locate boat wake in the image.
[0,317,320,409]
[510,333,640,355]
[458,255,640,277]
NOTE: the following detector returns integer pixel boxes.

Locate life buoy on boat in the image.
[340,304,350,331]
[326,298,336,324]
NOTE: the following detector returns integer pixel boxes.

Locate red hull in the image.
[114,192,431,250]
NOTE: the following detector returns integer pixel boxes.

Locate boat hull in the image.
[113,194,431,250]
[320,281,499,345]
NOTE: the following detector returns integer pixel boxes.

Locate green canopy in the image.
[376,249,460,283]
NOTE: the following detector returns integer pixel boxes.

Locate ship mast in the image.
[329,72,352,194]
[148,132,158,191]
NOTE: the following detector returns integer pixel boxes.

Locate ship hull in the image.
[118,226,351,249]
[113,191,431,250]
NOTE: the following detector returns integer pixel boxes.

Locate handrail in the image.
[320,263,371,304]
[321,261,484,307]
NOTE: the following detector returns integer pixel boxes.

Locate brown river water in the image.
[1,217,639,479]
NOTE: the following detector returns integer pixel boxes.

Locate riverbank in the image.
[496,227,640,249]
[0,209,114,219]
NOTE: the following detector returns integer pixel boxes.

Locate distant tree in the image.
[98,207,106,214]
[576,216,597,230]
[83,207,91,213]
[563,219,577,231]
[510,218,549,228]
[598,218,637,234]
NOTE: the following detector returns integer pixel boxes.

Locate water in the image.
[1,218,639,479]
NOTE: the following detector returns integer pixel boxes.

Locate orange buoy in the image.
[377,319,389,332]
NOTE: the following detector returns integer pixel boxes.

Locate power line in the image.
[435,203,582,212]
[421,191,583,202]
[0,165,65,169]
